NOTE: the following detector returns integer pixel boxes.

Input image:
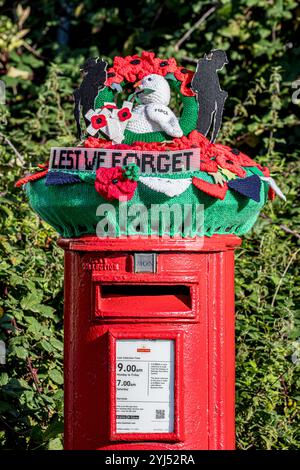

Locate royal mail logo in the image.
[137,347,151,353]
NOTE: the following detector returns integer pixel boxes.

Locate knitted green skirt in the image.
[25,166,268,238]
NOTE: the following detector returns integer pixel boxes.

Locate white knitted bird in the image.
[127,74,183,138]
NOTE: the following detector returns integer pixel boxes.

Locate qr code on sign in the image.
[155,409,165,419]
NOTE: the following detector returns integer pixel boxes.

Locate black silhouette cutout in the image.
[191,50,228,143]
[73,57,107,139]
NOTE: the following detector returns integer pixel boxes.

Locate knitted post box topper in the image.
[16,51,285,238]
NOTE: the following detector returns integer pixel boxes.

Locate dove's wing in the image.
[145,104,183,138]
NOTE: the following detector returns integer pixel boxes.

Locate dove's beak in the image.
[134,80,142,89]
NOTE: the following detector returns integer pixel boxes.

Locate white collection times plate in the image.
[115,339,174,434]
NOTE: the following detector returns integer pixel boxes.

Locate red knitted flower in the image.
[105,67,123,86]
[118,107,132,122]
[95,167,137,201]
[104,53,196,96]
[140,51,156,68]
[123,54,145,82]
[188,130,210,150]
[91,114,107,129]
[112,52,155,82]
[214,143,261,169]
[180,71,195,97]
[174,67,192,82]
[199,155,219,173]
[214,150,246,178]
[84,137,111,148]
[152,57,178,76]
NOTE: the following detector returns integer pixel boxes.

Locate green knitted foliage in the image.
[94,80,198,144]
[26,167,268,238]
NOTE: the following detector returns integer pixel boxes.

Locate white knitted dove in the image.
[126,74,183,138]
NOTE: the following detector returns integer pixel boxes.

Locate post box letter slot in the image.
[96,284,192,318]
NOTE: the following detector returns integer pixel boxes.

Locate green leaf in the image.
[38,305,56,317]
[44,417,64,440]
[49,337,63,351]
[13,346,29,359]
[48,369,63,385]
[25,316,41,332]
[48,437,63,450]
[0,401,13,413]
[0,372,9,386]
[40,339,54,353]
[20,291,43,311]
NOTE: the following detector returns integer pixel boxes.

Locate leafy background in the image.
[0,0,299,450]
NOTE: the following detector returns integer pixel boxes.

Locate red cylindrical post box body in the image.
[59,235,241,450]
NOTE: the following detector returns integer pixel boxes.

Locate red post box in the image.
[16,49,276,452]
[58,234,241,450]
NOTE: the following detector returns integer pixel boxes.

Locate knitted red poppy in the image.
[215,153,246,178]
[91,114,107,129]
[84,137,109,148]
[118,107,132,122]
[105,52,194,97]
[214,143,262,170]
[152,57,178,76]
[188,130,211,151]
[174,67,191,82]
[95,167,137,201]
[105,67,123,87]
[180,71,195,97]
[120,55,144,82]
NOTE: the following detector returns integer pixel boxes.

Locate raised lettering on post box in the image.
[116,339,174,434]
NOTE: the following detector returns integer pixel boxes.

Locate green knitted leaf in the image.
[122,163,140,181]
[78,173,96,184]
[127,92,142,105]
[165,73,177,81]
[26,167,268,238]
[127,92,135,102]
[139,88,155,95]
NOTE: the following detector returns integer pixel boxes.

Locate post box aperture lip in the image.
[94,282,199,320]
[108,330,184,442]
